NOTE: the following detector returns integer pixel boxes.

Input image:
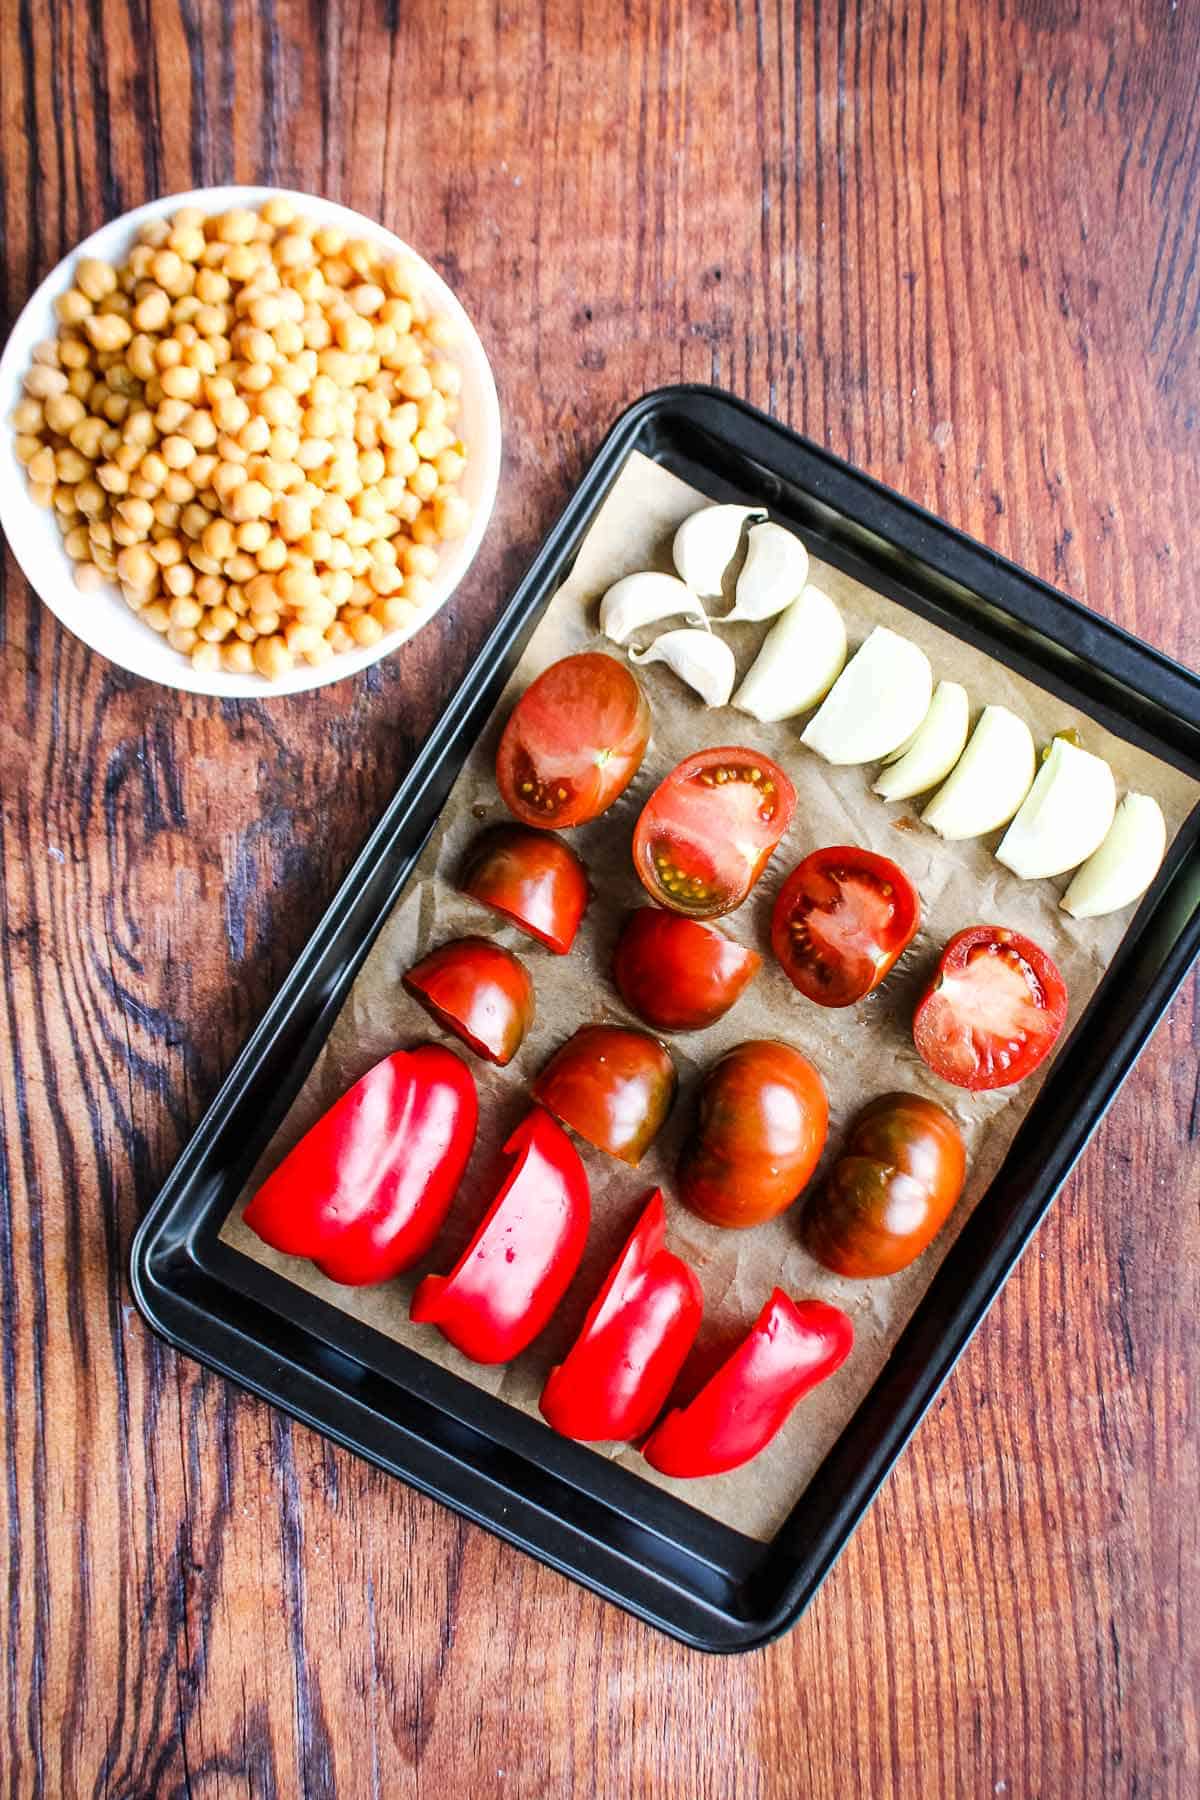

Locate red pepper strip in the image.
[243,1045,477,1287]
[410,1107,590,1363]
[641,1290,853,1478]
[539,1191,703,1443]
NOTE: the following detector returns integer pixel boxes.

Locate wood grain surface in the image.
[2,1,1198,1795]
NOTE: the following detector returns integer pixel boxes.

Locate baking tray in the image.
[131,385,1200,1652]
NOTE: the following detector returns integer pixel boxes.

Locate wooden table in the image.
[3,3,1198,1794]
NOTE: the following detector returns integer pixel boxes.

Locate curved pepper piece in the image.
[410,1108,590,1363]
[539,1191,703,1443]
[641,1290,853,1478]
[243,1045,478,1287]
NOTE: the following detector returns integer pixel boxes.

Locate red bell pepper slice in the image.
[539,1191,703,1443]
[242,1044,477,1287]
[641,1290,853,1478]
[410,1107,590,1363]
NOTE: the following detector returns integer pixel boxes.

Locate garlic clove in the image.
[732,583,847,722]
[873,681,970,802]
[1061,792,1167,918]
[599,571,709,644]
[799,625,933,764]
[672,504,766,597]
[996,737,1116,880]
[921,705,1035,840]
[629,629,736,708]
[723,521,810,623]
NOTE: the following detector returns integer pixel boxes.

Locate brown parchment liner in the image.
[222,451,1200,1540]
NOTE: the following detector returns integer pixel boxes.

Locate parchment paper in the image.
[222,450,1200,1540]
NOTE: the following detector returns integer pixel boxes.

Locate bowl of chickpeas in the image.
[0,187,502,693]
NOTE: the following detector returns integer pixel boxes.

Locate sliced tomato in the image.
[772,846,920,1006]
[612,909,761,1033]
[458,825,589,954]
[496,652,651,830]
[913,925,1068,1090]
[403,937,534,1066]
[532,1025,677,1165]
[632,747,796,918]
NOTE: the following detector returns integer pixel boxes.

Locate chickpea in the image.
[163,470,196,505]
[76,258,119,302]
[24,365,69,399]
[190,641,222,674]
[221,638,256,672]
[74,562,107,593]
[161,435,197,471]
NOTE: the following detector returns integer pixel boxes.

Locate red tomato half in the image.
[632,747,796,918]
[913,925,1068,1090]
[533,1025,677,1165]
[612,909,761,1033]
[496,652,651,829]
[404,936,534,1066]
[458,825,589,954]
[772,846,920,1006]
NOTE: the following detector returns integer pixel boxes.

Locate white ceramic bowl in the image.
[0,186,502,697]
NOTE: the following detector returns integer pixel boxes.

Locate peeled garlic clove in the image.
[800,625,933,764]
[1061,793,1166,918]
[732,583,847,722]
[629,629,736,708]
[672,504,765,597]
[996,737,1116,880]
[874,681,970,802]
[723,521,810,623]
[921,705,1035,840]
[599,571,709,645]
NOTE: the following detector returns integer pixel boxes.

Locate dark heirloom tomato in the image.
[496,652,651,830]
[540,1190,703,1442]
[913,926,1068,1090]
[403,936,534,1066]
[677,1040,828,1228]
[533,1024,676,1165]
[458,825,589,954]
[772,846,920,1007]
[641,1290,854,1478]
[612,909,761,1033]
[805,1093,966,1277]
[632,747,796,918]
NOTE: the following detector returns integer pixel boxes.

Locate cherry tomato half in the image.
[612,908,761,1033]
[458,824,589,954]
[496,652,651,830]
[533,1024,677,1165]
[913,925,1068,1090]
[804,1093,966,1277]
[404,936,534,1066]
[772,846,920,1007]
[632,747,796,918]
[677,1039,828,1228]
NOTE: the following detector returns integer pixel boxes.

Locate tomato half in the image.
[913,925,1068,1090]
[403,937,534,1066]
[532,1024,677,1165]
[612,909,761,1033]
[804,1093,966,1277]
[632,747,797,918]
[496,652,651,829]
[772,846,920,1006]
[458,824,589,954]
[677,1039,828,1228]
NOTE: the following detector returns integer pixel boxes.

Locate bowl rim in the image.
[0,184,502,699]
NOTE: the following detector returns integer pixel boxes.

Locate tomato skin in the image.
[410,1108,590,1363]
[533,1025,677,1166]
[772,846,920,1007]
[496,652,651,830]
[913,925,1068,1091]
[403,936,534,1066]
[539,1191,703,1442]
[804,1093,966,1277]
[458,825,589,954]
[612,909,761,1033]
[243,1045,477,1286]
[677,1040,828,1228]
[641,1290,853,1478]
[632,747,797,919]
